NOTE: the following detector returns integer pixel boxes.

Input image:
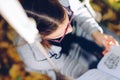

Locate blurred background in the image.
[0,0,120,80]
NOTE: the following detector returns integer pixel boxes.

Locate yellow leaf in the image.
[102,9,117,21]
[90,3,102,12]
[0,41,9,48]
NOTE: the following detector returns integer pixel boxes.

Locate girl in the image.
[14,0,119,79]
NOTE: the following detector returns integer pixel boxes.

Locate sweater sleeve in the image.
[60,0,103,35]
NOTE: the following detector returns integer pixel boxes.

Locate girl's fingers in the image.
[102,39,119,55]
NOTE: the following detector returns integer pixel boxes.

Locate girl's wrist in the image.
[91,30,102,39]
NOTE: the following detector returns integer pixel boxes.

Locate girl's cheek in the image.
[66,25,73,34]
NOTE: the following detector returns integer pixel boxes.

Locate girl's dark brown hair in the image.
[20,0,66,48]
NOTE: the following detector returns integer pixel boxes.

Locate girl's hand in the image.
[92,30,119,55]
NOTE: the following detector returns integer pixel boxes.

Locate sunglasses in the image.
[47,7,73,43]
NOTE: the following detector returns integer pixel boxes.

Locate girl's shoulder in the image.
[59,0,70,7]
